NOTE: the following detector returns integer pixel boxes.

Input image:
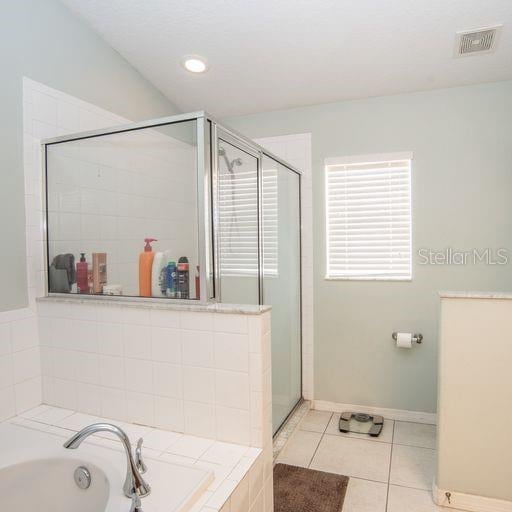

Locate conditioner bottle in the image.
[139,238,157,297]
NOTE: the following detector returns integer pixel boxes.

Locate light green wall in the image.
[0,0,179,312]
[226,80,512,413]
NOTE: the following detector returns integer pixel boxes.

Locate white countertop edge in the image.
[439,291,512,300]
[37,295,271,315]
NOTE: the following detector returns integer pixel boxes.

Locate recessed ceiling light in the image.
[182,56,208,73]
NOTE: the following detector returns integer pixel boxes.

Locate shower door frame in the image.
[211,120,304,435]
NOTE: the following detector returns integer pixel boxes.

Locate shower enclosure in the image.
[43,111,302,434]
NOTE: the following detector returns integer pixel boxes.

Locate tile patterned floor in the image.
[276,410,453,512]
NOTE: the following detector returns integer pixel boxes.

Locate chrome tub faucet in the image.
[63,423,151,498]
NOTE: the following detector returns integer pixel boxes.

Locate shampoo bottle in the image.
[177,256,189,299]
[139,238,157,297]
[166,261,177,298]
[76,253,89,294]
[151,252,166,297]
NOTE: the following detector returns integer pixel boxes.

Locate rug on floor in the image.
[273,463,349,512]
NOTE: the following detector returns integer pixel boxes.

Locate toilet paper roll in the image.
[396,332,413,348]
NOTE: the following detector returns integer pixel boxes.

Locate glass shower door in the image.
[216,137,260,304]
[215,136,302,435]
[262,156,302,434]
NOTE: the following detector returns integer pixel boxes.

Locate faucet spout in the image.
[64,423,151,498]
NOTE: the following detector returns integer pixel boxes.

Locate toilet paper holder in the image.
[392,332,423,344]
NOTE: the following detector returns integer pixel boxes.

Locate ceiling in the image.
[61,0,512,117]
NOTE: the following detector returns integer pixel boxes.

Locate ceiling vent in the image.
[455,25,502,56]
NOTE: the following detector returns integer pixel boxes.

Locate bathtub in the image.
[0,422,213,512]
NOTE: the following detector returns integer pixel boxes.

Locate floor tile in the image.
[342,477,387,512]
[299,410,333,433]
[276,430,322,468]
[394,421,436,449]
[390,445,436,490]
[325,413,394,444]
[310,434,391,482]
[387,485,439,512]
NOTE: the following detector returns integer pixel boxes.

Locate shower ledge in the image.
[439,291,512,300]
[37,295,271,315]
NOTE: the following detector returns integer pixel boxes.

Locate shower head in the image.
[218,147,243,174]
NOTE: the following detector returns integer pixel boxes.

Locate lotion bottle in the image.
[76,253,89,294]
[139,238,157,297]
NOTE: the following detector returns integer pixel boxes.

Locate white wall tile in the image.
[214,314,248,334]
[0,387,16,422]
[125,358,153,394]
[100,386,127,421]
[11,317,38,352]
[99,355,125,389]
[0,323,12,356]
[216,407,251,445]
[215,370,250,410]
[214,333,249,372]
[13,347,40,383]
[182,330,214,368]
[126,391,154,425]
[15,377,42,414]
[151,327,182,363]
[184,401,216,438]
[0,355,14,390]
[181,312,213,331]
[123,324,151,360]
[183,366,215,404]
[153,362,182,399]
[154,396,184,431]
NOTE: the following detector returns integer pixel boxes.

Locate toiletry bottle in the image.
[139,238,157,297]
[92,252,107,294]
[87,264,93,292]
[177,256,189,299]
[76,253,89,294]
[166,261,177,298]
[151,251,166,297]
[195,265,200,300]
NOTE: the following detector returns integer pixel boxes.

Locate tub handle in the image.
[135,438,148,474]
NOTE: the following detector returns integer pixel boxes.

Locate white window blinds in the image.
[218,167,278,277]
[325,154,412,280]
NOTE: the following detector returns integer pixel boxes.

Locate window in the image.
[325,153,412,280]
[218,165,278,277]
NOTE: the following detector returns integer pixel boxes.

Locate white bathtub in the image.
[0,423,213,512]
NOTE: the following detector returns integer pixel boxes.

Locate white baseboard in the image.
[313,400,437,425]
[433,480,512,512]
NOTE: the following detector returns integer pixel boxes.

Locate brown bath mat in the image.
[274,463,349,512]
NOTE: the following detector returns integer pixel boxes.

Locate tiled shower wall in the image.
[38,299,272,448]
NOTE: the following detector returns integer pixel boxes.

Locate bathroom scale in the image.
[339,412,384,437]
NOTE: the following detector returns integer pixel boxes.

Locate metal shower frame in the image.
[41,110,303,308]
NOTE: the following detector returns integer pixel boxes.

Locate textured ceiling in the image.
[61,0,512,116]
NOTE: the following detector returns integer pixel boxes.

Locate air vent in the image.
[456,26,502,56]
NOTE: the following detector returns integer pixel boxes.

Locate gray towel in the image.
[49,253,76,293]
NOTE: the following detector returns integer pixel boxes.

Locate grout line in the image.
[307,426,326,468]
[392,442,436,450]
[385,420,395,512]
